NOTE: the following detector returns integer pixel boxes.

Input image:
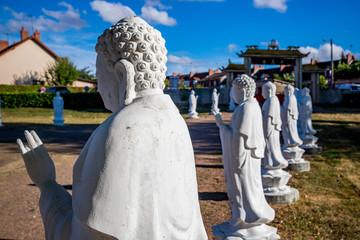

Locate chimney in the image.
[208,69,214,75]
[34,30,40,41]
[179,73,183,76]
[354,56,358,61]
[0,40,9,51]
[172,73,177,77]
[311,58,316,65]
[280,65,285,71]
[190,71,194,77]
[214,69,219,74]
[20,26,29,41]
[260,66,264,70]
[253,65,259,72]
[347,53,352,64]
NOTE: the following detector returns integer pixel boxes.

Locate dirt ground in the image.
[0,113,262,239]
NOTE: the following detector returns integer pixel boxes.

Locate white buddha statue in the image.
[17,16,207,240]
[298,87,321,153]
[210,88,220,115]
[281,85,309,172]
[188,90,199,118]
[213,75,279,240]
[53,91,65,126]
[228,86,236,111]
[261,82,298,204]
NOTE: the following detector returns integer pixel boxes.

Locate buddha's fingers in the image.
[17,139,27,155]
[25,130,37,149]
[30,130,43,145]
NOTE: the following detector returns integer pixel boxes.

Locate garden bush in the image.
[0,85,95,93]
[0,92,105,109]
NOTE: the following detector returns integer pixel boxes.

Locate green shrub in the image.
[0,85,96,93]
[0,92,105,109]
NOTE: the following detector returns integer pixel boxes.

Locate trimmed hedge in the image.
[0,84,95,93]
[0,92,105,109]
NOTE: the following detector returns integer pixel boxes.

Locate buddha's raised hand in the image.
[17,130,55,187]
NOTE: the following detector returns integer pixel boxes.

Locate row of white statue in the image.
[16,17,320,239]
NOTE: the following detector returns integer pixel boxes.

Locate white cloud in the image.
[90,0,135,24]
[299,43,351,64]
[141,6,177,26]
[3,3,86,33]
[168,55,194,65]
[253,0,288,13]
[145,0,172,10]
[176,0,225,2]
[227,44,238,53]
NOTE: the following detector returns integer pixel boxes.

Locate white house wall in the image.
[0,40,56,85]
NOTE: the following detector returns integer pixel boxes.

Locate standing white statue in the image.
[228,86,236,111]
[53,91,65,126]
[17,16,207,240]
[188,90,199,119]
[261,82,299,204]
[281,85,310,172]
[213,75,279,240]
[294,87,302,133]
[210,88,220,115]
[299,87,321,154]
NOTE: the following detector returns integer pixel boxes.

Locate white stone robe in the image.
[262,96,288,169]
[281,94,302,148]
[299,95,316,136]
[218,98,274,231]
[39,94,207,240]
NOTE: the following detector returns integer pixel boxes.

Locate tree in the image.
[78,67,97,82]
[334,61,360,80]
[44,58,79,86]
[319,75,327,88]
[274,73,295,83]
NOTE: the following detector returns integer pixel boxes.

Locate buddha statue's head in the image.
[95,16,167,112]
[232,74,256,104]
[284,85,294,97]
[262,81,276,99]
[301,87,310,97]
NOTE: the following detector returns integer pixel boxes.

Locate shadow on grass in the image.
[28,183,72,190]
[199,192,228,201]
[196,164,223,169]
[313,119,360,125]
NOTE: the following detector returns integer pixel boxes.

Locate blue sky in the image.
[1,0,359,75]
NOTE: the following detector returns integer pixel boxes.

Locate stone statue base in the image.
[282,146,310,172]
[262,168,298,204]
[285,161,310,172]
[210,108,220,115]
[53,119,65,126]
[300,135,322,154]
[264,188,299,205]
[213,223,280,240]
[188,112,199,119]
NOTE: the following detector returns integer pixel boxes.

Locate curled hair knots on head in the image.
[95,17,167,92]
[233,74,256,98]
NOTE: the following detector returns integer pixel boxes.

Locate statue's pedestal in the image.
[262,168,299,204]
[53,119,65,126]
[210,108,219,115]
[213,222,280,240]
[188,112,199,119]
[282,146,310,172]
[300,135,322,154]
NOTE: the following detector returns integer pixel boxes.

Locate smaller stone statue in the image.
[210,88,220,115]
[299,87,321,154]
[0,97,3,126]
[228,86,236,111]
[261,82,298,204]
[53,91,65,126]
[294,87,302,132]
[188,90,199,119]
[281,85,310,172]
[213,75,279,240]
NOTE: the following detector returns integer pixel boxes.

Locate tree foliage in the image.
[78,67,97,82]
[274,73,295,83]
[334,61,360,80]
[44,58,79,86]
[319,75,327,88]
